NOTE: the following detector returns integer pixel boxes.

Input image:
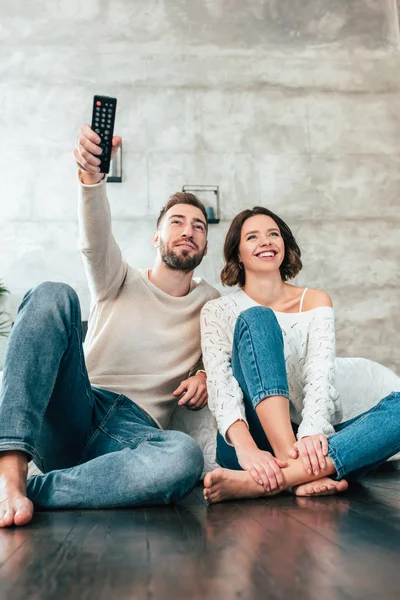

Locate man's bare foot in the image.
[0,452,33,528]
[293,477,348,497]
[203,468,275,504]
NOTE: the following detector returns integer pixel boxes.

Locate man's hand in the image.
[74,124,122,185]
[173,373,208,411]
[289,434,329,476]
[236,447,288,492]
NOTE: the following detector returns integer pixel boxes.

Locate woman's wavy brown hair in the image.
[221,207,302,287]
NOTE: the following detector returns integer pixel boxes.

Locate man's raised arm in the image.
[74,124,127,302]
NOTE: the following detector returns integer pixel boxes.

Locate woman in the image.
[201,207,400,503]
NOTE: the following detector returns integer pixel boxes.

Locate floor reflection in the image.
[0,483,399,600]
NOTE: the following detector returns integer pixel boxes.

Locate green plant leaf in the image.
[0,280,10,336]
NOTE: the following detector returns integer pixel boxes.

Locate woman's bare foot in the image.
[203,453,348,505]
[203,468,274,504]
[293,477,348,497]
[0,452,33,528]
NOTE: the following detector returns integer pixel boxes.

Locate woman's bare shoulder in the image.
[302,288,333,311]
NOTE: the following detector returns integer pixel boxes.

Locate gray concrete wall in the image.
[1,0,399,372]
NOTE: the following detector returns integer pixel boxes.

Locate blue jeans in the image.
[0,282,204,508]
[217,306,400,480]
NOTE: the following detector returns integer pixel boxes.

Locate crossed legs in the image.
[0,282,203,527]
[205,307,400,503]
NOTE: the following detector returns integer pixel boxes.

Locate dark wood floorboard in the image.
[0,470,399,600]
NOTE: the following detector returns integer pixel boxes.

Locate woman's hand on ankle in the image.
[289,434,329,476]
[235,447,288,492]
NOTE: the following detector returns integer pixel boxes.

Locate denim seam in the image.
[252,388,290,408]
[327,445,345,480]
[79,394,124,462]
[27,333,70,452]
[95,397,160,447]
[97,427,150,448]
[72,323,93,409]
[22,321,90,462]
[337,392,391,432]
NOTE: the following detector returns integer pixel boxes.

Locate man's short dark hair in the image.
[157,192,208,232]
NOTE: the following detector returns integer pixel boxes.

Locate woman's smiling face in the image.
[238,214,285,278]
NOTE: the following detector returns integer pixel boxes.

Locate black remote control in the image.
[91,95,117,173]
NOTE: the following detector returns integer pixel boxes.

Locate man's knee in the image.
[116,433,203,505]
[165,432,204,501]
[28,281,78,305]
[21,282,80,316]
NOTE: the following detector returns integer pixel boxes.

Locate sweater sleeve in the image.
[78,180,127,302]
[297,309,343,440]
[201,300,248,443]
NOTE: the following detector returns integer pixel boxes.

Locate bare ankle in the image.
[274,446,294,461]
[0,451,29,478]
[0,450,29,462]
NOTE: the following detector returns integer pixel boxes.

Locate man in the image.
[0,125,219,527]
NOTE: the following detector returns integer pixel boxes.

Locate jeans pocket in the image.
[79,393,125,463]
[97,396,156,446]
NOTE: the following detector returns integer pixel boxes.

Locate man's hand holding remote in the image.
[74,124,122,186]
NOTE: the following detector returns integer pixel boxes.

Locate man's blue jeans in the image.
[217,306,400,480]
[0,282,204,508]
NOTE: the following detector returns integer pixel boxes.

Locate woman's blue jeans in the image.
[217,306,400,481]
[0,282,204,508]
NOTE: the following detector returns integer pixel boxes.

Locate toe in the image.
[204,471,219,490]
[0,508,16,528]
[14,508,33,527]
[203,473,212,489]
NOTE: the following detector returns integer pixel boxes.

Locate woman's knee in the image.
[234,306,283,351]
[236,306,280,336]
[239,306,277,325]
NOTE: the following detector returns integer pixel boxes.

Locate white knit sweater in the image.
[201,289,343,443]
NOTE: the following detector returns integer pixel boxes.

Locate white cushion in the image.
[335,357,400,421]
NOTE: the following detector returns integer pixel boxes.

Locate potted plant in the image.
[0,281,10,337]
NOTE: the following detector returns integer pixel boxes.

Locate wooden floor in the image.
[0,467,399,600]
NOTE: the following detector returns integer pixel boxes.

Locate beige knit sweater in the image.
[78,180,219,429]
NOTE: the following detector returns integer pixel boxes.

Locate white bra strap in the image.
[299,288,309,313]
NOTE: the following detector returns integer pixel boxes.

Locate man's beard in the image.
[159,239,205,273]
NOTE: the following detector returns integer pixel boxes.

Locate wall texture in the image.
[1,0,399,372]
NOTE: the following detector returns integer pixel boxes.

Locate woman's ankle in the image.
[273,445,295,461]
[283,456,337,489]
